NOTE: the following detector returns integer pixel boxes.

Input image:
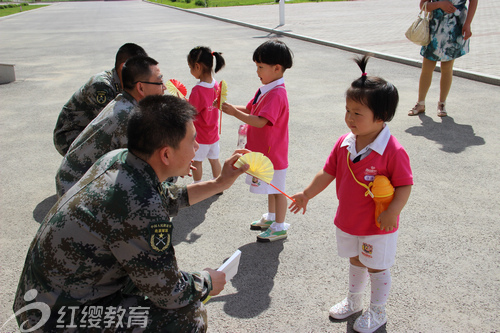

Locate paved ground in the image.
[0,1,499,332]
[191,0,500,84]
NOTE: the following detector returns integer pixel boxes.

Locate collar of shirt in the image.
[196,78,216,89]
[121,90,139,106]
[341,124,391,161]
[256,77,285,103]
[111,68,122,92]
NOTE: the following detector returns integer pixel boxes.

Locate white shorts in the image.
[246,169,287,195]
[194,142,220,161]
[336,227,398,270]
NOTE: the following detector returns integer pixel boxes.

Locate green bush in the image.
[195,0,203,5]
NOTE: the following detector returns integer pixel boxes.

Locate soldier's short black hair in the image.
[121,56,159,91]
[346,55,399,122]
[115,43,147,71]
[252,39,293,70]
[128,95,197,159]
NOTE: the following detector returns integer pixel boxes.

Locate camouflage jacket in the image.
[14,149,212,331]
[53,68,122,156]
[55,91,137,197]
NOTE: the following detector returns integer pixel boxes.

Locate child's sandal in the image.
[408,102,425,116]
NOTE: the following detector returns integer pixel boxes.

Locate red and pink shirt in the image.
[188,79,220,145]
[323,131,413,236]
[245,79,289,170]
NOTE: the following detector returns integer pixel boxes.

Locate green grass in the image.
[147,0,343,10]
[0,3,47,17]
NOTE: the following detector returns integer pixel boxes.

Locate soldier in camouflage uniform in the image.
[53,43,147,156]
[55,56,166,198]
[13,95,250,332]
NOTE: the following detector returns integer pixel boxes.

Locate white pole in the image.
[279,0,285,26]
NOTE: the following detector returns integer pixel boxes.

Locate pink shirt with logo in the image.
[323,133,413,236]
[188,79,220,145]
[245,82,289,170]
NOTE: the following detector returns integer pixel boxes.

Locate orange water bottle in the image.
[371,175,394,228]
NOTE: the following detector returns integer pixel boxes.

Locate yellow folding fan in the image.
[234,152,295,202]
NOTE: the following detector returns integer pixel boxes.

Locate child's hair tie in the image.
[362,72,367,77]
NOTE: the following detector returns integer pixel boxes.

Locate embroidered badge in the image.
[251,176,261,187]
[148,221,172,253]
[96,91,107,104]
[362,242,373,258]
[364,166,378,182]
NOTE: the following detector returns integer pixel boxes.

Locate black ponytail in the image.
[346,54,399,122]
[187,46,225,74]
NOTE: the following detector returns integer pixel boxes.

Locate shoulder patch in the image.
[148,221,172,253]
[96,91,107,104]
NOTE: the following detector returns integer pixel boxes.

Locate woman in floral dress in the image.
[408,0,477,117]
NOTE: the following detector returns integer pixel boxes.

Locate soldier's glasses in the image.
[135,81,164,86]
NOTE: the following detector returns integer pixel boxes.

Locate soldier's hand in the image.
[204,268,226,296]
[216,149,250,189]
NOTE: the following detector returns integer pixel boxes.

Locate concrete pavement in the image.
[0,1,499,332]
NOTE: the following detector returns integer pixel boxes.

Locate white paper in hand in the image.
[218,249,241,282]
[202,250,241,304]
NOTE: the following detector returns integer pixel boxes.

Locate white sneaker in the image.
[329,292,363,320]
[353,303,387,333]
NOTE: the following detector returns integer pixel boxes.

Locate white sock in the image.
[193,180,202,184]
[349,264,369,293]
[264,213,275,221]
[370,270,391,305]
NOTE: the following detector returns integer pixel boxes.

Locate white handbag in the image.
[405,1,432,46]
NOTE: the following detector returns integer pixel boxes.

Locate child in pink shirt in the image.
[187,46,225,184]
[289,55,413,333]
[222,40,293,242]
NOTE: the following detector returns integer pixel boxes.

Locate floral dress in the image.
[421,0,470,61]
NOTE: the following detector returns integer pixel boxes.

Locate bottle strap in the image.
[347,152,374,198]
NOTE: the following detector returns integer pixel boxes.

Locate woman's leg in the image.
[418,58,437,102]
[439,59,455,103]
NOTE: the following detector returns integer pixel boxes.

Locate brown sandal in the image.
[437,102,447,117]
[408,102,425,116]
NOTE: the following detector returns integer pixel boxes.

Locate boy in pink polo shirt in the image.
[289,55,413,333]
[222,40,293,242]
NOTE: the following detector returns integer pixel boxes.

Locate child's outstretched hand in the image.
[221,102,237,116]
[289,192,309,214]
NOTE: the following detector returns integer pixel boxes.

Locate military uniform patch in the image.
[148,221,172,253]
[96,91,107,104]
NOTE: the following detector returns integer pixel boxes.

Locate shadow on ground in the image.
[208,240,284,318]
[405,114,485,153]
[33,194,58,223]
[171,195,219,246]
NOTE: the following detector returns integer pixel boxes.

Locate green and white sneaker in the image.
[250,216,275,230]
[257,228,287,242]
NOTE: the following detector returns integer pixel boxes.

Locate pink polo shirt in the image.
[324,133,413,236]
[188,79,220,145]
[245,82,289,170]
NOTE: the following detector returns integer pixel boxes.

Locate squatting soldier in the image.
[55,56,166,198]
[14,95,250,332]
[53,43,147,156]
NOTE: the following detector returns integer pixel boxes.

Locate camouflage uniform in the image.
[55,91,137,198]
[53,68,122,156]
[14,149,212,332]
